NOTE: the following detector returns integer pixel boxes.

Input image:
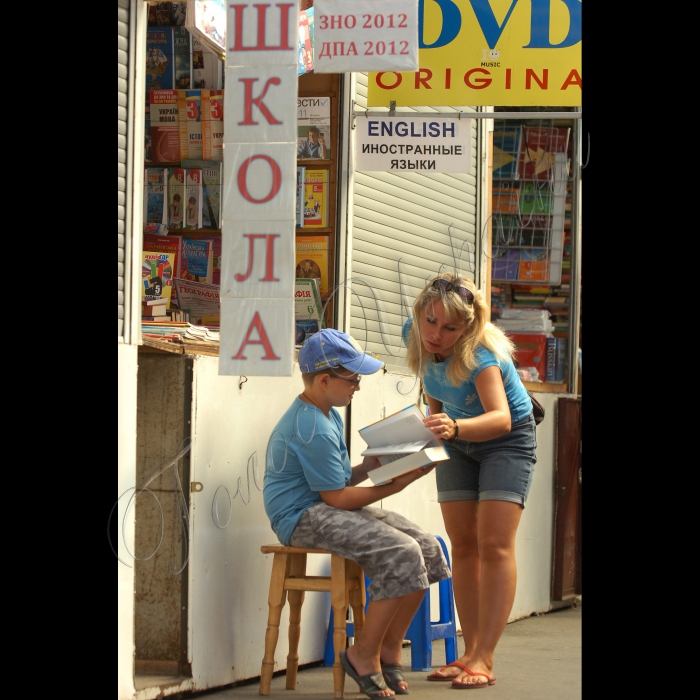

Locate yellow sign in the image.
[368,0,581,107]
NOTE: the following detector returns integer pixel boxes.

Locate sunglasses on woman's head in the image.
[431,278,474,304]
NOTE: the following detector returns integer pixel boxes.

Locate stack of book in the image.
[510,285,550,308]
[141,320,219,345]
[495,309,552,335]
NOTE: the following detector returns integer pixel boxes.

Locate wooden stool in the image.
[259,545,366,698]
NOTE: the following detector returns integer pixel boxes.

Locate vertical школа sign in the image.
[220,1,300,376]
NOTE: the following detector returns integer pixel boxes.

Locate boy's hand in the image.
[362,455,383,472]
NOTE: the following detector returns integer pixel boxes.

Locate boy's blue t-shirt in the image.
[264,397,351,545]
[403,318,532,423]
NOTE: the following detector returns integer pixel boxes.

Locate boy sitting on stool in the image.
[264,329,451,699]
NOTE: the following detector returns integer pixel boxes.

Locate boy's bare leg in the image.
[345,589,425,695]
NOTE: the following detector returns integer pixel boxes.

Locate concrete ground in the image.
[190,602,581,700]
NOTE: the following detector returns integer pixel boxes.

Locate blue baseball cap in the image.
[297,329,384,375]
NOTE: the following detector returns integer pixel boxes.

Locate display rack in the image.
[491,122,570,286]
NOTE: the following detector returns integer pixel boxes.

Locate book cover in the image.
[177,89,203,161]
[201,89,224,161]
[144,167,168,226]
[146,27,175,99]
[509,333,549,380]
[298,9,313,76]
[306,6,315,59]
[296,165,306,227]
[491,247,520,280]
[492,214,520,243]
[519,183,554,215]
[170,2,188,27]
[492,125,522,179]
[180,237,213,283]
[185,168,203,229]
[143,234,182,290]
[492,187,519,214]
[303,169,328,227]
[297,96,331,160]
[154,3,172,26]
[172,278,220,323]
[518,248,549,281]
[358,404,449,485]
[294,277,324,342]
[554,337,567,383]
[191,35,224,89]
[141,250,176,308]
[295,235,330,296]
[200,236,221,284]
[518,126,571,180]
[545,337,557,382]
[147,3,159,26]
[174,25,191,88]
[181,159,222,229]
[150,90,180,163]
[167,166,186,228]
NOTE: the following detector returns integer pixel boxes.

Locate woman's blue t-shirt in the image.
[403,318,532,423]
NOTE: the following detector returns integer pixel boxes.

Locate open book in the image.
[358,404,449,486]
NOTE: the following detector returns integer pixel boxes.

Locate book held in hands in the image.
[358,404,449,486]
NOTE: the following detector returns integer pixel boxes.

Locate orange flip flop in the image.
[426,661,470,682]
[451,667,497,689]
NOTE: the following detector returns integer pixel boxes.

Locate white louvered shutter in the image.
[118,0,129,338]
[349,73,481,374]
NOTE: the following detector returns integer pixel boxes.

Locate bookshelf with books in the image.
[141,4,341,344]
[296,68,340,333]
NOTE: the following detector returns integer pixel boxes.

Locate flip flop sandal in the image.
[450,668,497,689]
[340,649,394,699]
[381,663,409,695]
[427,661,470,681]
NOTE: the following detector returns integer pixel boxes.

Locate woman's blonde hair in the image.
[405,272,515,386]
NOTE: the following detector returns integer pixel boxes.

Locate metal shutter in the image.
[349,73,480,374]
[118,0,129,339]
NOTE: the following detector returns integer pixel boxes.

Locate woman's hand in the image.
[424,413,458,441]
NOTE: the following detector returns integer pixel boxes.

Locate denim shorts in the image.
[436,412,538,506]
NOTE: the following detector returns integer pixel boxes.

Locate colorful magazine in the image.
[180,237,213,283]
[141,250,176,308]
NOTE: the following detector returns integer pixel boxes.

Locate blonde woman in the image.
[403,273,538,690]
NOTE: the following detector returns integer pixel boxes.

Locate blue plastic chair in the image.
[323,534,458,671]
[404,534,458,671]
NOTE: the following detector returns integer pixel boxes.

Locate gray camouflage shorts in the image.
[290,503,451,601]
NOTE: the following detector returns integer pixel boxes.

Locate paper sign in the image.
[355,116,471,174]
[313,0,419,73]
